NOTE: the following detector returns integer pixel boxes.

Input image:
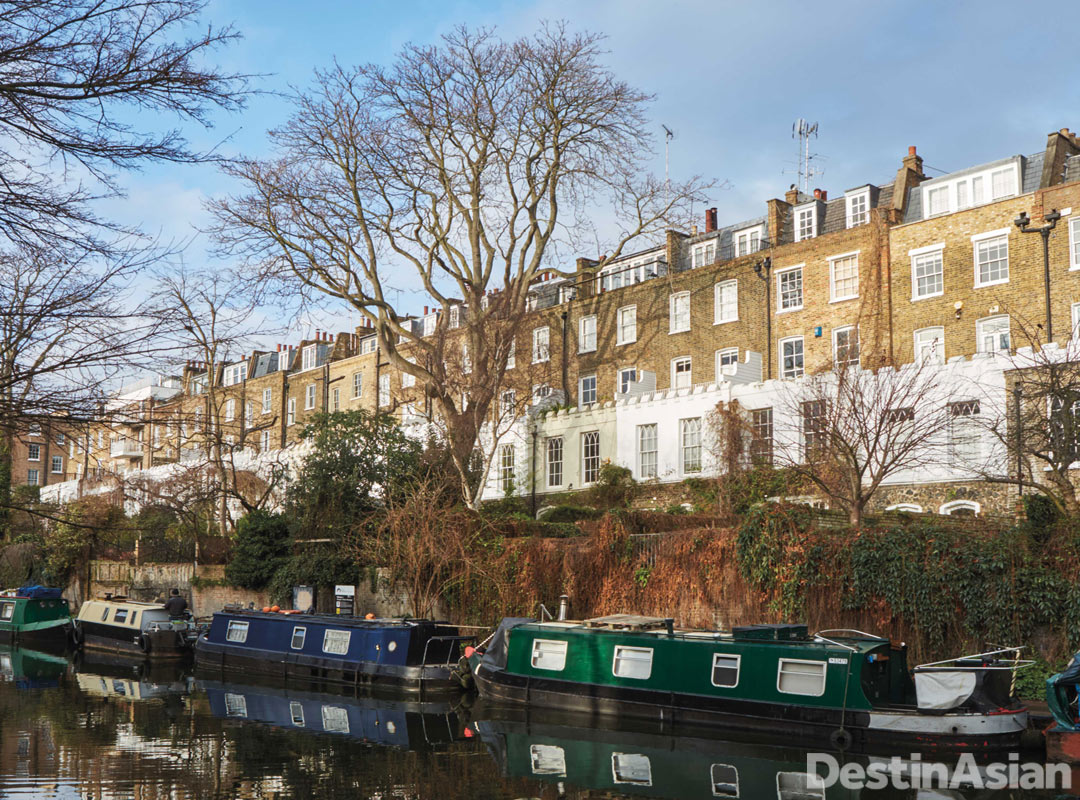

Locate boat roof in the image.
[81,598,167,609]
[520,620,888,654]
[214,609,448,629]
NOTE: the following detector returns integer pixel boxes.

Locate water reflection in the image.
[0,644,1074,799]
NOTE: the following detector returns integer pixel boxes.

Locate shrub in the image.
[585,463,638,509]
[538,505,604,524]
[225,511,291,590]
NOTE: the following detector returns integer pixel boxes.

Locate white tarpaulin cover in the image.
[914,670,977,710]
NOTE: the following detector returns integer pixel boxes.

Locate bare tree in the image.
[978,317,1080,516]
[0,0,249,255]
[769,360,954,527]
[144,266,285,533]
[211,24,711,507]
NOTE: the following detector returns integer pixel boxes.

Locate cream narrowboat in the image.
[74,596,197,659]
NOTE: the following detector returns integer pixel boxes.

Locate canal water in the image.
[0,645,1076,799]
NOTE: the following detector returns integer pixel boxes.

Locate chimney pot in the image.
[690,224,698,236]
[820,190,827,201]
[424,305,428,315]
[908,145,917,156]
[705,207,718,233]
[813,188,821,199]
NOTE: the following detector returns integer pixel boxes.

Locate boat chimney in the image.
[558,594,570,621]
[665,618,674,637]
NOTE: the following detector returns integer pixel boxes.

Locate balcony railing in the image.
[109,438,143,458]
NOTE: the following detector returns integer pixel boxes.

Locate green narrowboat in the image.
[0,586,72,650]
[470,615,1031,752]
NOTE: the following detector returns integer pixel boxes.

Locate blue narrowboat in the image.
[199,678,463,748]
[195,607,474,692]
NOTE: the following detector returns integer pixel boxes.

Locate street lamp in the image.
[754,257,772,378]
[1015,210,1061,343]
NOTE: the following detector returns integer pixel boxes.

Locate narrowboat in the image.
[470,614,1032,751]
[0,586,72,649]
[195,607,475,693]
[199,677,464,748]
[74,596,198,658]
[1044,651,1080,762]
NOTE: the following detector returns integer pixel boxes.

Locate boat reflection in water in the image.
[73,648,194,701]
[471,705,1061,799]
[0,643,69,689]
[198,675,466,750]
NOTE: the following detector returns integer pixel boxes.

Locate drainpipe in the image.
[530,422,538,518]
[1015,210,1061,343]
[560,311,570,402]
[754,256,773,378]
[1014,382,1024,498]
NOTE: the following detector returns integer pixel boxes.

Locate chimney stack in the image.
[785,184,800,205]
[902,145,924,177]
[705,207,717,233]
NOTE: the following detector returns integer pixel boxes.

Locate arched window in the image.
[938,500,980,517]
[886,503,923,513]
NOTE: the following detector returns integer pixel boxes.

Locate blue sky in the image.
[107,0,1078,339]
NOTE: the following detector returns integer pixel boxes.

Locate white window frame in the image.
[304,384,315,410]
[286,398,296,426]
[715,348,739,381]
[1069,216,1080,271]
[225,620,249,643]
[909,243,945,300]
[582,430,601,485]
[939,499,981,516]
[378,373,390,407]
[260,430,271,451]
[779,336,804,380]
[733,224,763,257]
[506,338,516,369]
[637,423,658,480]
[352,372,362,399]
[331,387,340,412]
[777,658,827,696]
[530,744,567,777]
[498,444,515,493]
[711,652,741,688]
[680,417,702,474]
[671,356,692,390]
[612,753,653,786]
[845,189,870,228]
[532,327,550,363]
[886,503,924,513]
[578,315,597,353]
[224,398,235,422]
[616,305,637,345]
[794,205,816,242]
[262,387,272,414]
[669,291,690,334]
[290,627,306,650]
[1072,302,1080,339]
[914,326,945,365]
[612,645,653,680]
[579,374,597,407]
[618,368,637,395]
[26,469,39,486]
[51,455,63,474]
[322,629,351,655]
[972,228,1010,288]
[776,266,804,312]
[691,240,716,269]
[530,639,568,671]
[713,280,738,324]
[546,436,563,488]
[833,325,859,368]
[828,251,859,302]
[301,344,317,371]
[27,444,40,461]
[976,315,1010,354]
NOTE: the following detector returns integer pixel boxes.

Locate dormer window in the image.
[921,161,1019,219]
[691,241,716,269]
[301,344,317,371]
[795,205,816,241]
[734,225,764,257]
[845,189,870,228]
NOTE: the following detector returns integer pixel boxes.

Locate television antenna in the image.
[791,119,822,194]
[662,124,675,189]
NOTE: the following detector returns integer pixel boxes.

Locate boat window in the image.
[531,639,568,671]
[112,680,127,696]
[129,611,138,627]
[711,763,739,797]
[711,653,741,688]
[323,629,351,655]
[776,771,825,800]
[101,607,110,622]
[290,701,305,727]
[0,602,13,621]
[114,609,128,624]
[322,705,349,733]
[612,752,652,786]
[529,744,567,776]
[225,620,249,643]
[777,659,827,696]
[612,646,653,680]
[291,626,307,650]
[224,693,247,717]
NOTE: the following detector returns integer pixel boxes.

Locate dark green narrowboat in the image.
[470,615,1030,752]
[0,587,72,650]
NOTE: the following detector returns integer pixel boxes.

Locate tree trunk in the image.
[849,501,863,529]
[0,428,12,539]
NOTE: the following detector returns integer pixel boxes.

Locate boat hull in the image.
[0,619,71,651]
[473,661,1028,753]
[195,636,460,693]
[79,622,193,660]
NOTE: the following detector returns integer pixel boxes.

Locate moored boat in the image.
[470,614,1031,751]
[1044,651,1080,762]
[0,644,69,689]
[0,586,72,650]
[74,596,197,658]
[195,607,475,693]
